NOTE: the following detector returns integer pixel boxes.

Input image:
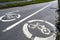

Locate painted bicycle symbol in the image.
[23,20,57,40]
[28,22,50,35]
[0,13,21,22]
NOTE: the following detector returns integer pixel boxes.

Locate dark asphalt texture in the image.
[0,1,58,40]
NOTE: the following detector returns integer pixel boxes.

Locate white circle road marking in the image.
[2,1,56,32]
[0,10,20,20]
[0,14,21,22]
[23,20,57,40]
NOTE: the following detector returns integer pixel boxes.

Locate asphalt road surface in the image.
[0,0,58,40]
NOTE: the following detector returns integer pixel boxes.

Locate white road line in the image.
[2,3,53,32]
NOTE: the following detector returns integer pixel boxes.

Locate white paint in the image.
[45,21,55,27]
[0,14,21,22]
[44,21,57,33]
[28,20,56,30]
[34,37,47,40]
[0,15,5,20]
[17,14,21,18]
[34,34,56,40]
[23,20,56,40]
[1,19,16,22]
[28,24,36,29]
[28,20,57,33]
[28,20,44,23]
[28,22,51,35]
[41,28,51,35]
[23,23,32,38]
[2,3,52,32]
[37,25,51,35]
[0,10,20,22]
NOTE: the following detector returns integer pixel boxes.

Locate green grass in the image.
[0,0,53,9]
[0,0,18,2]
[56,32,60,40]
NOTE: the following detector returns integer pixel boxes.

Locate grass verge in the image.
[0,0,53,9]
[56,32,60,40]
